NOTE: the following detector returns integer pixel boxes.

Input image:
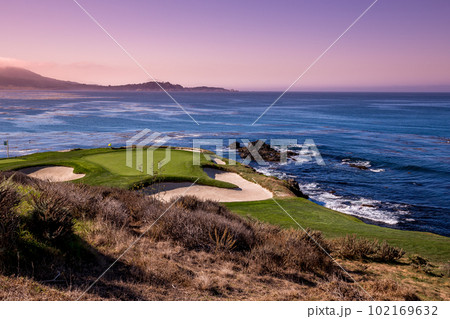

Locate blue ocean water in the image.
[0,91,449,236]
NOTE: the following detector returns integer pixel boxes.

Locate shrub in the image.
[333,235,377,259]
[334,235,404,262]
[30,192,74,242]
[175,196,243,223]
[378,241,405,262]
[250,225,334,275]
[0,180,21,261]
[0,171,36,187]
[156,204,254,252]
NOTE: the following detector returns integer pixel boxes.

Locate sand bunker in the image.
[149,168,272,202]
[19,166,85,182]
[212,157,226,165]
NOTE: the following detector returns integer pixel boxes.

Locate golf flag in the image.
[3,141,7,146]
[108,143,111,147]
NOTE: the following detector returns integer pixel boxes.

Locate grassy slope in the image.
[0,148,235,189]
[225,198,450,263]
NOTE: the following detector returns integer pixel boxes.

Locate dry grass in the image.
[0,171,447,300]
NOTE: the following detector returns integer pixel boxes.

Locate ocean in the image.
[0,90,449,236]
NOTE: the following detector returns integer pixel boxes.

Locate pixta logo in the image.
[126,129,171,175]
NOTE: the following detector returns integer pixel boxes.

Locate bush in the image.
[156,200,255,252]
[333,235,377,259]
[250,225,334,275]
[0,180,21,261]
[378,241,405,262]
[0,171,36,187]
[334,235,404,262]
[30,192,74,242]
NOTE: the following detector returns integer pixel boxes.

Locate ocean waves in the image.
[299,182,409,225]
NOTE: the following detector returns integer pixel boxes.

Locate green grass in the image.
[0,148,236,189]
[225,198,450,263]
[0,158,25,164]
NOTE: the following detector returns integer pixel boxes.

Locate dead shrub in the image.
[94,198,130,229]
[156,205,254,252]
[378,241,405,261]
[0,171,36,186]
[334,235,404,262]
[56,184,104,220]
[250,226,334,276]
[30,192,74,242]
[333,235,377,259]
[175,196,246,223]
[154,196,255,252]
[0,180,21,262]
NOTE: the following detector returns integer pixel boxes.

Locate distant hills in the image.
[0,66,233,92]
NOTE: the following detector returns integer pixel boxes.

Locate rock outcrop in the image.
[230,140,296,162]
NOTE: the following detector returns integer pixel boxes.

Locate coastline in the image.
[1,91,449,237]
[1,146,449,263]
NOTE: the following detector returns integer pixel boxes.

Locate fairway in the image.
[225,198,450,262]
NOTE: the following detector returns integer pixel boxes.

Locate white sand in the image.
[149,168,272,202]
[172,147,202,153]
[19,166,85,182]
[212,157,226,165]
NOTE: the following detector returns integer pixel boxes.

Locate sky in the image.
[1,0,449,91]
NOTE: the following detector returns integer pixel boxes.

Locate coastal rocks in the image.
[229,141,241,150]
[230,140,296,163]
[230,140,308,199]
[342,159,370,170]
[348,163,369,170]
[285,179,309,199]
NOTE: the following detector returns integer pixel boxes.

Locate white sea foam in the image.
[254,165,402,225]
[254,166,277,177]
[299,182,401,225]
[290,154,312,164]
[254,166,295,180]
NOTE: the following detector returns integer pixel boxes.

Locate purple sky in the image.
[1,0,449,91]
